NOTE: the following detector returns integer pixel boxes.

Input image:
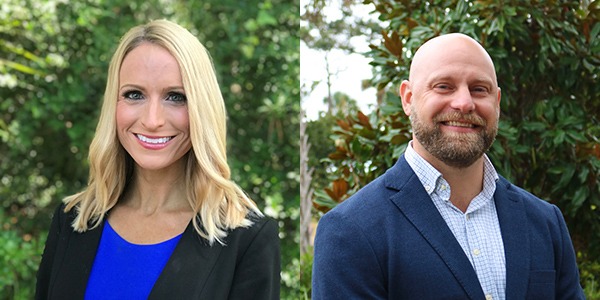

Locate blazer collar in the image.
[385,156,486,300]
[494,177,530,300]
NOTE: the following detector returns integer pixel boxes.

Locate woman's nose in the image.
[141,99,165,129]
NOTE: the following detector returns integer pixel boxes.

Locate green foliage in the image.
[1,0,299,297]
[579,252,600,299]
[0,210,45,300]
[300,0,382,52]
[306,114,338,192]
[311,0,599,295]
[311,91,412,212]
[299,249,314,299]
[306,92,361,195]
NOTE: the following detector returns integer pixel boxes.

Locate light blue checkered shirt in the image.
[404,142,506,300]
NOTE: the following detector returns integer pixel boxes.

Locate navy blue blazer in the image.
[312,155,584,299]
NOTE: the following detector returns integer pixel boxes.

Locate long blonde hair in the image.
[64,19,262,245]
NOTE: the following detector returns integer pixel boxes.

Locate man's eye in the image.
[434,84,452,91]
[471,86,489,93]
[122,91,144,100]
[166,92,187,102]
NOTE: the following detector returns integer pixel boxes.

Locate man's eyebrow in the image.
[425,74,454,86]
[426,74,495,87]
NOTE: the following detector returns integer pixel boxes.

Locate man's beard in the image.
[410,107,498,169]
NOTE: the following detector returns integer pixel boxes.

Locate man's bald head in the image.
[408,33,498,86]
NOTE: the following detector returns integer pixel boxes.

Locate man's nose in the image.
[449,87,475,113]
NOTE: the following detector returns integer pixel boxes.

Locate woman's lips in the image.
[135,133,175,149]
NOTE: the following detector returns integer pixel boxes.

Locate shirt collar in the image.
[404,140,499,198]
[404,141,442,196]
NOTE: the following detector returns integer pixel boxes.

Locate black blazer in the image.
[36,204,280,299]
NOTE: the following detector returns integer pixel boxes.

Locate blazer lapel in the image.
[386,157,486,300]
[149,222,223,299]
[495,177,530,300]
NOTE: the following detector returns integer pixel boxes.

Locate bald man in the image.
[312,33,584,300]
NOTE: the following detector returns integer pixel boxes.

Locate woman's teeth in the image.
[136,134,173,144]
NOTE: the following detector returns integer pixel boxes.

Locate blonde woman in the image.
[36,20,280,299]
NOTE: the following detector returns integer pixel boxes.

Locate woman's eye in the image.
[123,90,144,100]
[166,92,187,102]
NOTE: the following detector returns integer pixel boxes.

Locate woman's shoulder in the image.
[224,214,278,248]
[246,212,276,229]
[237,213,278,237]
[49,202,76,229]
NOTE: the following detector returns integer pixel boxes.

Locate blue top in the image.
[84,221,183,299]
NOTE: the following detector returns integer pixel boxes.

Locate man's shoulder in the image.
[497,176,560,218]
[335,175,391,211]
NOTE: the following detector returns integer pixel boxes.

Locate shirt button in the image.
[465,214,470,220]
[425,185,432,192]
[441,184,447,190]
[473,249,481,256]
[485,294,493,300]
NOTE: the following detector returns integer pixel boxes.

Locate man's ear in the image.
[496,87,502,118]
[399,80,412,116]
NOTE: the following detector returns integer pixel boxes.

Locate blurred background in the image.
[0,0,299,299]
[301,0,599,298]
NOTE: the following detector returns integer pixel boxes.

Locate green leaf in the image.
[572,187,589,212]
[578,166,590,183]
[522,121,547,131]
[567,131,587,143]
[556,165,576,190]
[257,10,278,26]
[0,59,45,76]
[393,143,408,159]
[590,23,600,44]
[553,130,566,145]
